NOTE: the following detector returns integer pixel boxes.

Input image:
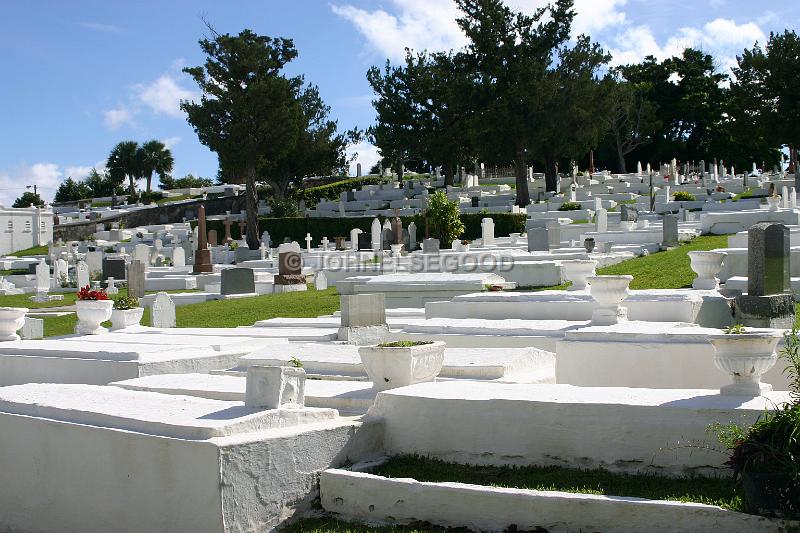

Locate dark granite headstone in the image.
[357,232,372,251]
[278,252,302,276]
[346,190,356,202]
[527,228,549,252]
[471,197,480,208]
[102,257,126,282]
[221,267,255,295]
[422,238,440,254]
[208,229,218,246]
[748,223,790,296]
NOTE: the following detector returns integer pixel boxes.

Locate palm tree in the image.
[106,141,140,197]
[139,140,174,192]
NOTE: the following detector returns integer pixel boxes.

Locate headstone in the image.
[35,259,49,293]
[340,293,386,327]
[278,252,302,276]
[52,258,68,289]
[320,236,329,251]
[21,317,43,340]
[620,204,639,223]
[356,163,362,177]
[662,214,678,247]
[76,261,90,289]
[151,292,176,328]
[221,267,256,296]
[245,366,306,409]
[733,223,795,328]
[747,223,789,297]
[350,228,363,251]
[593,197,602,212]
[783,186,790,208]
[595,208,608,233]
[106,277,119,295]
[261,231,271,248]
[422,238,440,254]
[85,251,103,276]
[172,247,186,267]
[304,233,313,253]
[102,257,126,282]
[315,271,328,290]
[527,227,549,252]
[481,217,495,246]
[208,229,218,246]
[370,218,382,251]
[407,222,417,251]
[222,218,234,244]
[133,244,150,266]
[125,260,145,299]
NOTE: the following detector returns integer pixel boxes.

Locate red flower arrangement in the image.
[76,285,109,301]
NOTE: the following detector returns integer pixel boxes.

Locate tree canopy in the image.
[12,191,44,208]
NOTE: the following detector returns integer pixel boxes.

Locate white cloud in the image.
[607,18,766,72]
[135,75,196,118]
[161,136,182,150]
[332,0,627,61]
[347,141,381,176]
[103,107,133,130]
[78,22,122,33]
[0,162,66,206]
[63,166,93,179]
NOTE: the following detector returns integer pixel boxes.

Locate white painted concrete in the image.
[321,469,795,533]
[369,381,791,475]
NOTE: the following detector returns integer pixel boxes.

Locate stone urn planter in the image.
[110,308,145,331]
[583,238,595,253]
[509,233,521,245]
[358,340,446,391]
[688,251,727,290]
[390,243,404,257]
[587,275,633,325]
[0,307,28,341]
[75,300,114,335]
[636,219,649,229]
[767,196,780,211]
[619,221,635,231]
[708,330,782,396]
[562,260,598,291]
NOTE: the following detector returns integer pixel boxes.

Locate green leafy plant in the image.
[269,197,301,218]
[724,324,746,334]
[558,201,582,211]
[377,340,434,348]
[426,191,465,245]
[229,241,239,251]
[674,191,696,201]
[112,295,140,310]
[288,356,304,368]
[708,327,800,517]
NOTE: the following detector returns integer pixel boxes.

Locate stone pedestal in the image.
[733,293,796,329]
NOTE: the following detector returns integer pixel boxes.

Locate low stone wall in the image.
[54,195,245,241]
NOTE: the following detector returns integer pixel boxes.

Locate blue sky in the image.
[0,0,796,204]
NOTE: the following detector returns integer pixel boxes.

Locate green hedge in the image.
[206,213,526,247]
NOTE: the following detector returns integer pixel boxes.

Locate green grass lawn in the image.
[31,285,339,337]
[9,244,48,256]
[596,234,730,290]
[370,455,743,511]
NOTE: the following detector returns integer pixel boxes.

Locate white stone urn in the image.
[636,219,649,229]
[562,260,598,291]
[509,233,521,245]
[688,251,727,290]
[0,307,28,341]
[462,243,470,252]
[358,340,446,391]
[767,196,780,211]
[587,275,633,325]
[708,331,782,396]
[619,221,635,231]
[390,243,404,257]
[110,307,145,331]
[75,299,114,335]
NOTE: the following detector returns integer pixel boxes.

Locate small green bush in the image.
[558,201,583,211]
[377,341,434,348]
[113,295,139,310]
[673,191,696,201]
[427,191,465,244]
[269,198,301,218]
[295,176,390,208]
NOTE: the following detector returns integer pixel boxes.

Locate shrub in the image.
[113,295,139,310]
[270,198,301,218]
[558,201,583,211]
[296,176,390,208]
[77,286,108,301]
[673,191,696,201]
[427,191,465,244]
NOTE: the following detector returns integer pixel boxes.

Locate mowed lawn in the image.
[14,286,341,337]
[596,234,730,289]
